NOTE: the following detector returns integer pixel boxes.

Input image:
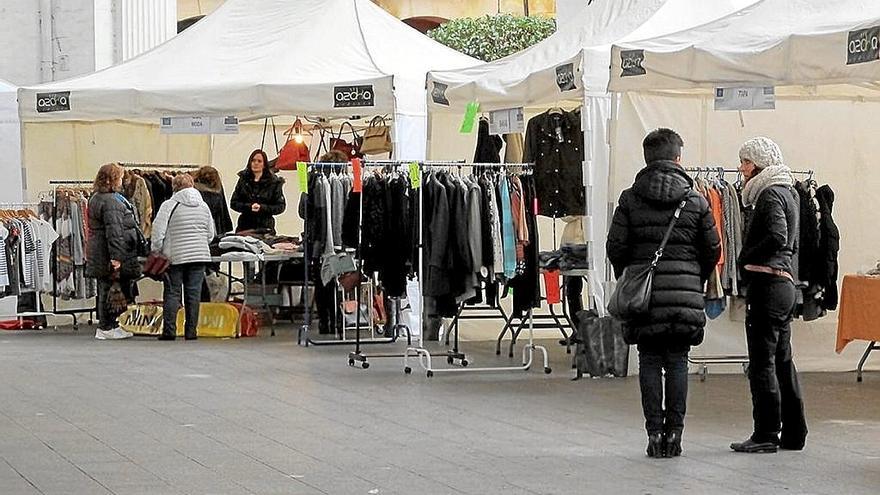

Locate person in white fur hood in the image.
[730,137,807,454]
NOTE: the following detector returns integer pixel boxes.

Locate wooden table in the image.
[836,274,880,381]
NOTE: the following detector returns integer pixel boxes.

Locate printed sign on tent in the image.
[36,92,70,113]
[159,116,239,134]
[620,50,646,77]
[334,85,375,108]
[714,87,776,111]
[488,107,525,135]
[555,63,577,91]
[847,26,880,65]
[431,82,450,106]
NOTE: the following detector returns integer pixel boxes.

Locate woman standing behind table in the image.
[151,174,214,341]
[230,149,286,234]
[86,163,141,340]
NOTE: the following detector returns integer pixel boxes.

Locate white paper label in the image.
[488,107,525,135]
[160,116,240,134]
[714,87,775,111]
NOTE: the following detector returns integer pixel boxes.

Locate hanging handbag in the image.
[275,118,310,170]
[262,118,282,171]
[143,203,180,280]
[330,121,363,160]
[359,115,393,156]
[607,197,688,321]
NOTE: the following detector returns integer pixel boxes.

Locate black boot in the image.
[730,437,778,453]
[646,433,665,458]
[663,431,682,457]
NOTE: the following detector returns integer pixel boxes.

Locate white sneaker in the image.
[95,328,110,340]
[106,327,133,340]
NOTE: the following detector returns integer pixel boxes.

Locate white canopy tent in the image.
[426,0,755,301]
[607,0,880,371]
[0,78,23,203]
[18,0,478,160]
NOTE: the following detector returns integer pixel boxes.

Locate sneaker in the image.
[105,327,133,340]
[95,328,111,340]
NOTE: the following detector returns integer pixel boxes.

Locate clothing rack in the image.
[403,161,550,378]
[0,202,55,326]
[119,162,201,169]
[684,166,814,176]
[47,181,97,329]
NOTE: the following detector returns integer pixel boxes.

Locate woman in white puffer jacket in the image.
[151,174,215,340]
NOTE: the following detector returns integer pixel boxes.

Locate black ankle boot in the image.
[664,431,682,457]
[646,433,664,458]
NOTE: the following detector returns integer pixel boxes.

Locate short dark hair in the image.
[643,128,684,163]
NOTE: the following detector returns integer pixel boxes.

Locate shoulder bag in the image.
[359,115,393,156]
[330,121,363,160]
[143,203,180,280]
[607,197,688,321]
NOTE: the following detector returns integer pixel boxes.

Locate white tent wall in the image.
[0,79,23,202]
[612,91,880,372]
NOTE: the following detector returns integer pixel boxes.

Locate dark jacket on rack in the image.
[794,181,820,285]
[816,184,840,310]
[474,119,503,163]
[193,168,234,239]
[230,168,286,233]
[739,184,800,279]
[607,160,721,349]
[85,192,143,279]
[524,109,585,217]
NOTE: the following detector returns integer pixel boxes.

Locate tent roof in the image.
[427,0,757,112]
[609,0,880,95]
[18,0,477,122]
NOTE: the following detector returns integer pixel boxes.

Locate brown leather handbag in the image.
[359,116,393,156]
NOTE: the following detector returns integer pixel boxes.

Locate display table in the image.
[836,274,880,381]
[212,251,304,335]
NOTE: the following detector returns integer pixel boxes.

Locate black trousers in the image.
[638,346,689,435]
[745,274,807,445]
[566,276,584,328]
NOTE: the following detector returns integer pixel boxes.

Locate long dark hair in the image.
[245,149,271,179]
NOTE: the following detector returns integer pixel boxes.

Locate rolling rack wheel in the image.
[348,359,355,367]
[461,360,469,367]
[426,371,434,378]
[544,367,552,374]
[362,362,370,369]
[700,365,708,382]
[404,366,412,375]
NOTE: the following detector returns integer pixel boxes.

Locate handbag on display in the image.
[275,118,310,171]
[142,203,180,280]
[330,121,363,160]
[607,198,688,321]
[262,118,283,171]
[359,115,393,156]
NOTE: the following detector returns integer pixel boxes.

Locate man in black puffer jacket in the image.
[607,128,721,458]
[730,137,807,454]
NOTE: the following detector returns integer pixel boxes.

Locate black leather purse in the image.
[607,197,688,321]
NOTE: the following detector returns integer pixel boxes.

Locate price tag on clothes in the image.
[409,162,421,189]
[296,162,308,192]
[714,86,776,111]
[352,158,363,193]
[459,101,480,134]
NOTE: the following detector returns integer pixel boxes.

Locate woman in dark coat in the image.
[607,129,720,458]
[85,163,143,340]
[230,149,286,234]
[192,166,233,238]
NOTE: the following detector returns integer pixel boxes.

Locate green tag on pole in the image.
[459,101,480,134]
[409,162,421,189]
[297,162,308,192]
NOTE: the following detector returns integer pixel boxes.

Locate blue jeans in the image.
[639,348,689,435]
[162,263,206,338]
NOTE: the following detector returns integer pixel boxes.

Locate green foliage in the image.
[427,14,556,62]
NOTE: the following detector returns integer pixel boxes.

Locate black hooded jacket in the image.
[230,168,286,233]
[816,185,840,310]
[607,160,721,348]
[193,168,234,238]
[739,184,799,278]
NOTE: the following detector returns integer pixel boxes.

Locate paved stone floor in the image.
[0,326,878,495]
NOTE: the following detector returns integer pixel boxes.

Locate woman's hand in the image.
[110,260,121,271]
[251,203,261,212]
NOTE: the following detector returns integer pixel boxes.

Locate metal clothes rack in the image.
[47,180,97,329]
[119,162,202,169]
[0,202,56,326]
[682,166,815,381]
[402,161,550,377]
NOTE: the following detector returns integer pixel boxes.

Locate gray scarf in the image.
[742,165,794,207]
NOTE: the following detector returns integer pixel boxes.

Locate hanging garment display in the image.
[473,118,503,163]
[524,109,585,217]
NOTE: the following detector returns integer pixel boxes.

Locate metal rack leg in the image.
[857,341,877,382]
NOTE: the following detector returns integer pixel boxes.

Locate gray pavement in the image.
[0,326,878,495]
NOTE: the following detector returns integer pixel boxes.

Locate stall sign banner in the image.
[555,63,577,91]
[459,101,480,134]
[488,107,524,135]
[297,162,309,192]
[620,50,646,77]
[36,92,71,113]
[431,82,450,106]
[847,26,880,65]
[409,162,420,189]
[334,85,375,108]
[159,116,239,134]
[714,86,775,111]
